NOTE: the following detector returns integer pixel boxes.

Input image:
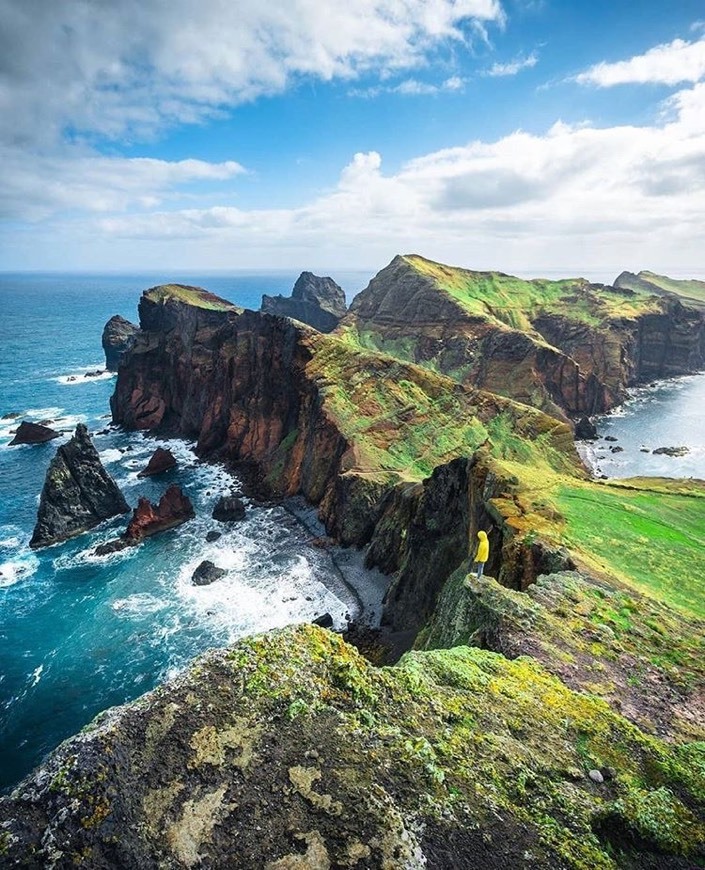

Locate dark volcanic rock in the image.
[125,485,195,542]
[102,314,139,371]
[191,560,227,586]
[574,416,598,440]
[9,420,60,446]
[30,424,129,548]
[312,612,334,629]
[262,271,346,333]
[212,495,246,522]
[206,530,222,542]
[137,446,177,477]
[653,445,690,457]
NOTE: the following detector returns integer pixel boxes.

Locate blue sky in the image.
[1,0,705,277]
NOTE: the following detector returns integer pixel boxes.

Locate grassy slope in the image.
[144,283,241,311]
[404,254,661,331]
[629,271,705,305]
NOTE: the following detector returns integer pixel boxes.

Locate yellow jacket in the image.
[475,530,489,563]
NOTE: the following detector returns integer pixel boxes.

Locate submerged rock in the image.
[9,420,60,446]
[212,495,246,522]
[137,446,177,477]
[102,314,139,371]
[191,560,227,586]
[125,485,195,542]
[30,424,129,548]
[262,271,346,333]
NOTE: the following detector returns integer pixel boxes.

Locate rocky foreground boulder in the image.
[138,447,177,477]
[29,424,129,548]
[0,625,702,868]
[262,271,347,333]
[9,421,60,446]
[102,315,139,371]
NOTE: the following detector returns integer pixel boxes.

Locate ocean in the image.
[1,271,704,793]
[0,270,374,791]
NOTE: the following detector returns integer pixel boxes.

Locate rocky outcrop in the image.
[574,416,598,440]
[262,271,346,333]
[191,560,226,586]
[212,495,246,522]
[137,447,177,477]
[29,424,129,548]
[125,485,194,542]
[102,315,140,371]
[8,420,60,446]
[1,626,702,869]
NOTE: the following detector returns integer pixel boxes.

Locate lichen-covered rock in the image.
[0,626,702,869]
[102,314,140,371]
[29,424,129,548]
[8,420,60,446]
[262,272,346,333]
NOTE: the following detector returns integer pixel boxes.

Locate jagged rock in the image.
[83,369,105,378]
[94,538,131,556]
[29,424,129,548]
[653,445,689,457]
[191,560,227,586]
[312,613,334,629]
[206,530,222,542]
[137,446,177,477]
[212,495,246,522]
[102,315,139,371]
[262,271,346,333]
[574,416,598,440]
[125,485,195,542]
[9,420,60,446]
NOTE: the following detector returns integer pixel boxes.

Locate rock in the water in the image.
[610,445,624,453]
[653,445,689,457]
[137,446,177,477]
[191,560,227,586]
[574,416,598,440]
[83,369,105,378]
[94,538,131,556]
[9,420,61,446]
[604,435,618,442]
[261,271,346,333]
[30,424,129,548]
[102,314,139,371]
[212,495,246,522]
[125,485,195,542]
[205,530,222,542]
[312,613,334,629]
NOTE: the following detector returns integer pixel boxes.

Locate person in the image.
[472,530,489,579]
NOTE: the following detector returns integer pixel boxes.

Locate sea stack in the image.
[124,485,195,542]
[102,315,139,371]
[261,271,347,332]
[137,447,177,477]
[30,424,129,548]
[9,420,60,446]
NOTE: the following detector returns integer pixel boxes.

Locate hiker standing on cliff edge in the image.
[472,530,489,579]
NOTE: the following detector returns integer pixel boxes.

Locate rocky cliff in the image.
[30,424,129,548]
[262,271,347,332]
[343,255,705,419]
[102,314,140,370]
[1,625,703,869]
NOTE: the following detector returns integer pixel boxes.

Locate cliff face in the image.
[102,314,139,371]
[1,626,703,869]
[262,271,347,333]
[344,255,705,419]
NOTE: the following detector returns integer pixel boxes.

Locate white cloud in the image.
[0,0,503,147]
[350,75,466,97]
[484,51,538,77]
[78,82,705,274]
[576,37,705,87]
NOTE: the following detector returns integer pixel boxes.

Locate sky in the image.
[1,0,705,279]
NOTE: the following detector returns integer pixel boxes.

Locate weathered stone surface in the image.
[8,420,60,446]
[0,626,702,869]
[29,424,129,548]
[574,416,598,440]
[137,446,177,477]
[206,530,222,542]
[125,485,195,541]
[262,271,346,333]
[191,560,227,586]
[212,496,246,522]
[102,314,140,371]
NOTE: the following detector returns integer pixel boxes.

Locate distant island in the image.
[2,256,704,869]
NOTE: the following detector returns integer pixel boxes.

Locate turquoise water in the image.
[0,271,370,791]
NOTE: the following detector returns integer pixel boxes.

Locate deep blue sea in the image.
[0,270,371,791]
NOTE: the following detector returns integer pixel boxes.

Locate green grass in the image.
[144,283,240,311]
[555,481,705,619]
[623,271,705,304]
